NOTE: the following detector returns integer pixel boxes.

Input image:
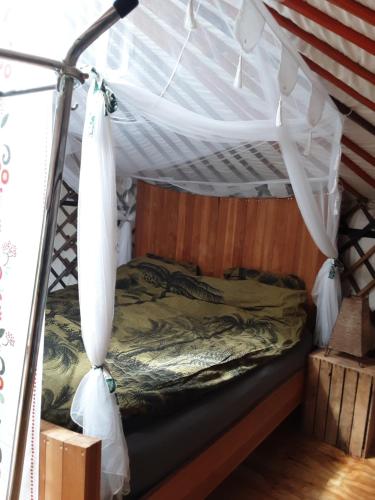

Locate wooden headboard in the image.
[135,181,325,304]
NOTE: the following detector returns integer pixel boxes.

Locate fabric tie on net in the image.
[185,0,197,30]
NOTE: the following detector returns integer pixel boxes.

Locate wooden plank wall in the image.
[135,181,325,304]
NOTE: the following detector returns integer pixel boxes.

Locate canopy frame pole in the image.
[0,85,56,98]
[0,48,86,81]
[0,2,138,498]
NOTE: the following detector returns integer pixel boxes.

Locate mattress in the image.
[42,255,307,425]
[125,331,312,497]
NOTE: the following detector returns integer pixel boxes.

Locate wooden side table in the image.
[304,349,375,457]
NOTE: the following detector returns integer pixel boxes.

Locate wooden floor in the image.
[209,412,375,500]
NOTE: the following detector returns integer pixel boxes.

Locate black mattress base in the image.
[125,333,312,497]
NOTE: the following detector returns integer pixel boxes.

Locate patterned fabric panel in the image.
[224,267,306,290]
[42,258,307,427]
[145,253,200,276]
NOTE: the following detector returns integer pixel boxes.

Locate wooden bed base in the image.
[39,370,304,500]
[144,370,304,500]
[39,420,101,500]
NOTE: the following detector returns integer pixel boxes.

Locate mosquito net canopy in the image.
[1,0,343,497]
[2,0,341,198]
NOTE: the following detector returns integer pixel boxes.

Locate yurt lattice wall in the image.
[48,178,138,292]
[340,200,375,309]
[48,182,78,292]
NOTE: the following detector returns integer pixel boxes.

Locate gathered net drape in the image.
[71,77,130,498]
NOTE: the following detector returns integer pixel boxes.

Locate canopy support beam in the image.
[0,85,56,98]
[0,48,87,82]
[0,1,139,499]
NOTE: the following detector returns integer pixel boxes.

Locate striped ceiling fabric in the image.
[264,0,375,200]
[2,0,371,199]
[57,0,341,200]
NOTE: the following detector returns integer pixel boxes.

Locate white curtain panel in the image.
[71,76,130,499]
[117,220,132,267]
[276,98,343,347]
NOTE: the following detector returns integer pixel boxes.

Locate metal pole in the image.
[0,84,56,98]
[0,48,86,83]
[5,1,139,497]
[7,75,75,500]
[0,48,63,72]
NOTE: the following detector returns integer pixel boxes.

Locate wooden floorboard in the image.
[208,413,375,500]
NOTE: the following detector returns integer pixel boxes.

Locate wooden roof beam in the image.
[341,153,375,189]
[303,55,375,112]
[340,179,368,200]
[331,97,375,137]
[268,6,375,85]
[280,0,375,54]
[342,136,375,167]
[326,0,375,24]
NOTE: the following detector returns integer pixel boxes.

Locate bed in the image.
[40,181,325,499]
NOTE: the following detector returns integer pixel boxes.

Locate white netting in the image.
[0,0,341,200]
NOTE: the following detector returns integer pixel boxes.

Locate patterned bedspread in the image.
[42,256,307,427]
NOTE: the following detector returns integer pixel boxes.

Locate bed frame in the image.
[39,181,324,499]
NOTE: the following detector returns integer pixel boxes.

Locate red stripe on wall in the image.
[280,0,375,54]
[326,0,375,24]
[303,56,375,112]
[341,153,375,189]
[268,6,375,86]
[342,136,375,168]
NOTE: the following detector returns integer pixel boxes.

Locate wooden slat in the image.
[358,278,375,297]
[304,357,321,434]
[350,373,373,457]
[312,349,375,376]
[342,240,375,281]
[325,364,345,446]
[342,245,375,279]
[309,350,375,458]
[345,270,361,294]
[39,433,48,500]
[314,360,332,440]
[44,428,74,500]
[145,371,304,500]
[363,382,375,456]
[337,369,359,452]
[40,420,60,433]
[62,435,101,500]
[40,424,101,500]
[40,420,65,499]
